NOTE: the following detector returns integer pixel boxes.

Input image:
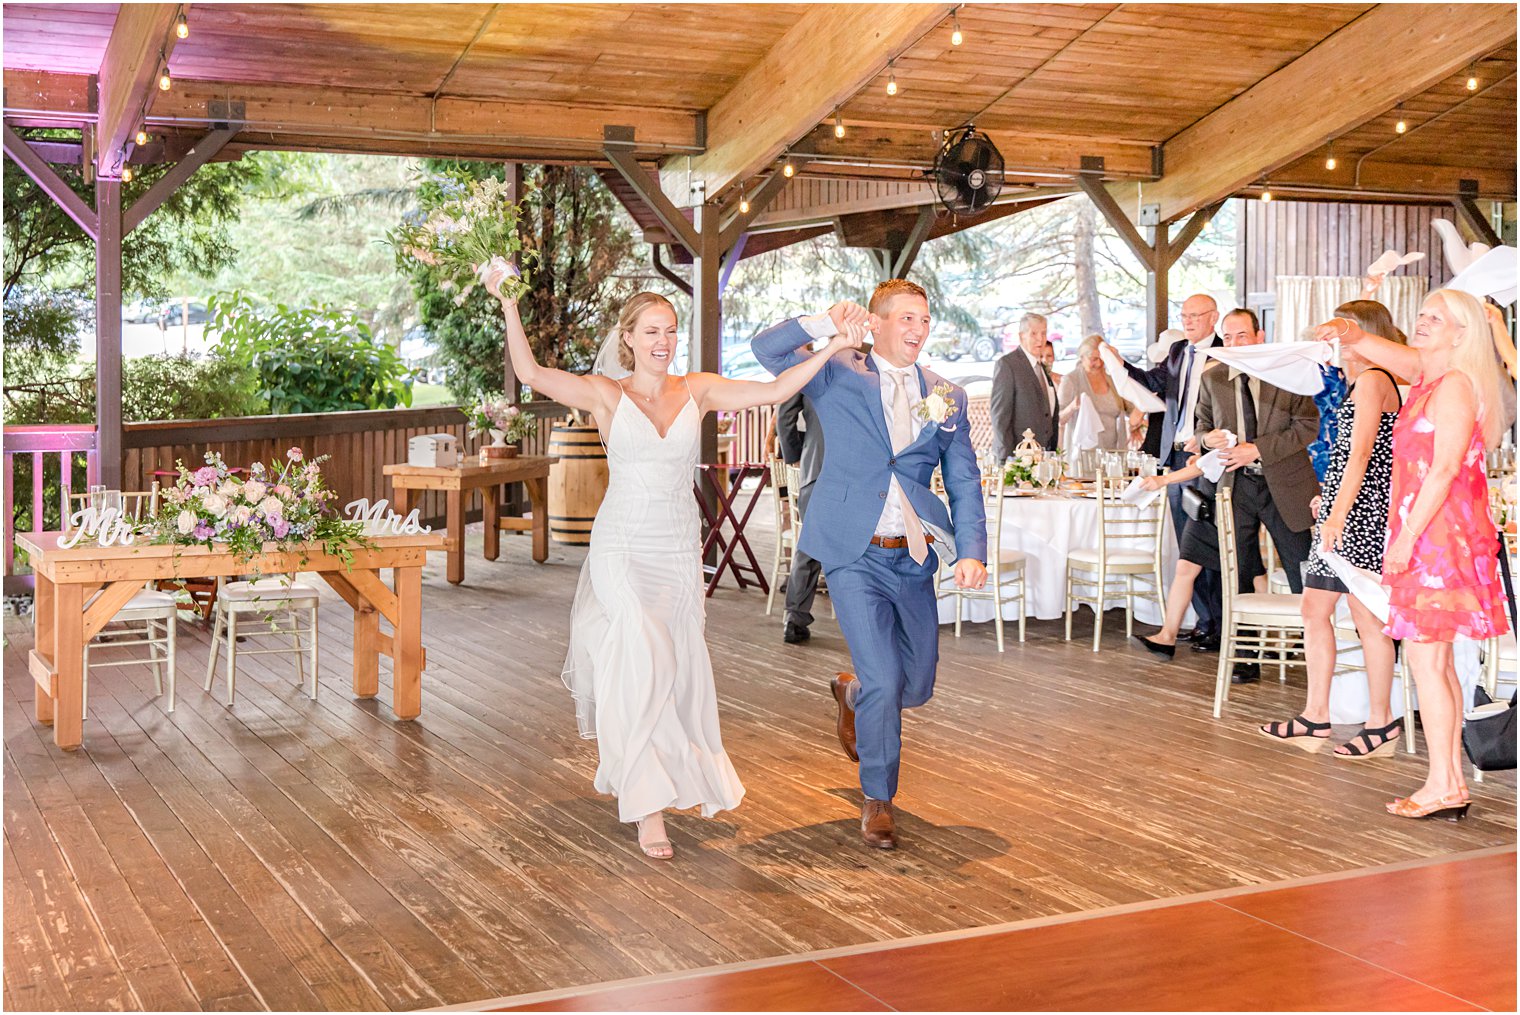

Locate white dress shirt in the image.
[798,313,925,536]
[1174,338,1212,444]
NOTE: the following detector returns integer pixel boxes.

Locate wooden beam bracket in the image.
[1451,196,1502,249]
[125,127,241,233]
[3,124,99,240]
[1077,171,1154,269]
[888,204,937,278]
[605,142,699,254]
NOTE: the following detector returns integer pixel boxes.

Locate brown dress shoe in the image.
[830,672,859,762]
[861,798,897,850]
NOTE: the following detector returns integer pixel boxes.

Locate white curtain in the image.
[1276,275,1428,343]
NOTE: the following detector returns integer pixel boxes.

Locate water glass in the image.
[101,490,124,517]
[87,484,106,512]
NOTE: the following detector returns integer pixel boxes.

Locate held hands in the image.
[827,300,870,336]
[826,320,869,353]
[954,558,988,590]
[1221,442,1260,471]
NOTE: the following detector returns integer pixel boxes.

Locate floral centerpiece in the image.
[144,448,368,567]
[389,172,536,305]
[467,391,537,459]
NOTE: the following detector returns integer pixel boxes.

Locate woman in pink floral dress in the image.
[1318,289,1511,821]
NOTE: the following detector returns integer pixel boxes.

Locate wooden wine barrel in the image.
[547,424,608,545]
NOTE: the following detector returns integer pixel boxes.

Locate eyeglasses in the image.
[1179,312,1215,322]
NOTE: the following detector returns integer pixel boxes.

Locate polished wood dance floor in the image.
[4,508,1516,1010]
[495,849,1516,1012]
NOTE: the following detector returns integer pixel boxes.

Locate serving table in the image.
[15,531,444,751]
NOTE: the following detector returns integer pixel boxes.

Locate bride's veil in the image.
[591,326,631,380]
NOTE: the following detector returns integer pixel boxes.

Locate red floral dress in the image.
[1383,373,1510,643]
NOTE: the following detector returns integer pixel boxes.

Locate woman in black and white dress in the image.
[1260,300,1405,756]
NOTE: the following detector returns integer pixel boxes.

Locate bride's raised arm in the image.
[489,278,616,419]
[688,322,866,413]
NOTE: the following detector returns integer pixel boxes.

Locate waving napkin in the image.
[1068,393,1104,452]
[1120,476,1163,509]
[1201,341,1335,396]
[1448,245,1518,306]
[1194,429,1238,483]
[1098,345,1165,413]
[1366,249,1426,277]
[1320,550,1390,622]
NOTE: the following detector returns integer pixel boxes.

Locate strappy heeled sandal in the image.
[1386,792,1470,821]
[637,817,674,860]
[1257,714,1332,752]
[1334,718,1402,760]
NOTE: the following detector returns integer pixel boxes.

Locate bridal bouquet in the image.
[389,172,536,305]
[145,448,368,565]
[467,391,537,443]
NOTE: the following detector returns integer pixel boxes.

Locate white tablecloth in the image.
[937,492,1179,625]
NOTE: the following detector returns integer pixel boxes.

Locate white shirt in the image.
[1022,345,1057,413]
[1175,337,1212,444]
[798,313,925,536]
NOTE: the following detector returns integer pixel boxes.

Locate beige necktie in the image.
[889,372,929,564]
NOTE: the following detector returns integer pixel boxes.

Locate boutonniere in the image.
[914,382,959,425]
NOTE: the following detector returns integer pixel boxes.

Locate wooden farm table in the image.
[384,456,555,585]
[15,531,444,751]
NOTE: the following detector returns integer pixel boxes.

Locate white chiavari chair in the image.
[204,572,320,705]
[938,462,1026,650]
[766,457,794,616]
[1065,474,1166,652]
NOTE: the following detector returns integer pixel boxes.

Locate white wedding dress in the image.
[561,385,745,822]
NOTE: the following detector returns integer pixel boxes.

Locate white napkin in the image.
[1120,476,1162,508]
[1069,394,1103,452]
[1448,245,1518,306]
[1195,430,1238,482]
[1366,249,1425,277]
[1321,550,1390,622]
[1202,341,1334,396]
[1098,345,1165,413]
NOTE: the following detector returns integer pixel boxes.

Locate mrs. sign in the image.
[344,499,433,536]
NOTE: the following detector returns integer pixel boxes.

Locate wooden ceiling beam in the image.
[3,71,703,156]
[794,124,1158,180]
[95,3,181,177]
[1109,3,1517,224]
[1265,158,1517,200]
[658,3,954,206]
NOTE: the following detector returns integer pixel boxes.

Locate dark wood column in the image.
[95,178,124,488]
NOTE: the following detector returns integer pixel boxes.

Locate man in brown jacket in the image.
[1194,309,1321,680]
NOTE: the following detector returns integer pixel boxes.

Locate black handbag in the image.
[1462,687,1517,772]
[1180,485,1212,523]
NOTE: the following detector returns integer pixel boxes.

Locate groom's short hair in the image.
[869,278,927,316]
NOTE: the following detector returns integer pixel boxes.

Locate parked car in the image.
[123,298,162,324]
[933,330,999,362]
[157,298,211,327]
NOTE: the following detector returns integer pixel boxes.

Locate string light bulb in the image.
[886,61,898,96]
[782,159,795,178]
[1325,144,1336,171]
[121,165,133,183]
[833,110,845,139]
[158,66,172,91]
[738,186,749,214]
[1395,103,1407,134]
[175,12,189,38]
[950,12,963,46]
[1467,64,1479,91]
[135,127,149,146]
[1260,181,1273,202]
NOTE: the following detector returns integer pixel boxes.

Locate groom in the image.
[754,279,988,850]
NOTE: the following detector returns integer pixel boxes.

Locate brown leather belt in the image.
[870,533,935,549]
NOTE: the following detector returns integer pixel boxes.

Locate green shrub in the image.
[208,290,415,413]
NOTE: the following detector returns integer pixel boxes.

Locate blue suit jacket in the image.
[753,318,988,570]
[1124,334,1221,452]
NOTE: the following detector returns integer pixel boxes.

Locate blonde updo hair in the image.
[616,292,677,370]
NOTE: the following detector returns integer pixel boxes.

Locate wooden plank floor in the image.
[496,849,1516,1012]
[4,504,1515,1011]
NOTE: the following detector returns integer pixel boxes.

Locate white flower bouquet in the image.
[467,392,537,443]
[389,173,536,306]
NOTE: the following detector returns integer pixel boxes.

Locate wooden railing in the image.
[123,403,567,529]
[718,404,774,465]
[3,425,99,594]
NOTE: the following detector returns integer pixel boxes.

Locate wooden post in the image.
[1146,225,1170,342]
[502,161,524,400]
[392,565,423,720]
[692,203,723,466]
[96,177,124,489]
[353,600,380,699]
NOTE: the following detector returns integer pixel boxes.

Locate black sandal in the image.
[1334,719,1402,760]
[1257,714,1331,752]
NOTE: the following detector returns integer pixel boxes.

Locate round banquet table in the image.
[936,489,1181,626]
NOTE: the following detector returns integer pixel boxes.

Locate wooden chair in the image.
[938,463,1026,650]
[1213,486,1308,717]
[779,462,833,620]
[1065,475,1166,652]
[204,574,320,705]
[766,457,794,616]
[64,486,178,715]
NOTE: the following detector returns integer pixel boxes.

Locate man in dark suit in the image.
[1194,308,1320,681]
[990,313,1059,459]
[777,392,824,643]
[1114,294,1223,646]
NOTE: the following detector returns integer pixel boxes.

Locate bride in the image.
[486,269,866,858]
